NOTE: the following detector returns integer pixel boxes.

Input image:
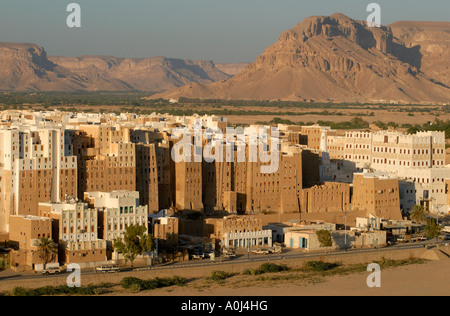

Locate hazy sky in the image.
[0,0,448,63]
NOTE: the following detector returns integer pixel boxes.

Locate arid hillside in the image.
[0,43,233,92]
[152,14,450,104]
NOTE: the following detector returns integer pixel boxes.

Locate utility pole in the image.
[247,217,250,260]
[341,204,350,252]
[434,204,441,246]
[344,211,348,251]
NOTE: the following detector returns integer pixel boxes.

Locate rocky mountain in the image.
[152,14,450,104]
[49,55,231,92]
[389,21,450,89]
[0,43,232,92]
[215,62,250,76]
[0,43,89,91]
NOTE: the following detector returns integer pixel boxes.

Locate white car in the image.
[192,252,205,260]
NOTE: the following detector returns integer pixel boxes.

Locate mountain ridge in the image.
[150,14,450,104]
[0,43,237,92]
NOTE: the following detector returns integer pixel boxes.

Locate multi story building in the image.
[352,171,403,220]
[300,125,337,150]
[333,130,446,172]
[0,126,77,233]
[38,200,106,264]
[73,125,136,200]
[38,200,98,244]
[84,191,148,245]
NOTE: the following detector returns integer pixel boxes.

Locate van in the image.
[96,265,120,273]
[42,267,63,275]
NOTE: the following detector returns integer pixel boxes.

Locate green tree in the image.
[316,230,333,248]
[36,237,58,268]
[410,205,428,223]
[425,219,442,240]
[113,225,155,267]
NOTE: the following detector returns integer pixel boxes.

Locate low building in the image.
[355,213,383,231]
[265,220,336,244]
[285,228,386,251]
[63,240,107,267]
[206,215,272,249]
[149,210,179,249]
[223,230,273,249]
[8,215,56,271]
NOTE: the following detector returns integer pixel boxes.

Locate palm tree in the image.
[36,237,57,268]
[410,205,428,224]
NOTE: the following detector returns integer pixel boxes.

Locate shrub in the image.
[120,276,186,292]
[10,283,112,296]
[305,261,340,272]
[243,263,289,276]
[259,263,288,273]
[11,287,29,296]
[209,270,232,281]
[120,277,145,290]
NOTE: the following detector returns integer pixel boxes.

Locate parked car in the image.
[397,236,408,243]
[252,248,270,255]
[192,252,205,260]
[439,235,450,240]
[42,267,63,275]
[417,235,427,241]
[96,265,120,273]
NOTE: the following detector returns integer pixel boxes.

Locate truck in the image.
[268,245,283,254]
[251,248,270,255]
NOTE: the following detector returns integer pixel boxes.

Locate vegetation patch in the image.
[304,261,341,272]
[10,283,113,296]
[207,270,233,282]
[243,263,289,276]
[120,276,186,293]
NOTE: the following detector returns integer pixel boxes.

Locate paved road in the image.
[1,240,442,283]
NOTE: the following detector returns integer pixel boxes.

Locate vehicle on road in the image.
[42,267,63,275]
[417,235,427,241]
[96,265,120,273]
[439,235,450,241]
[268,246,283,254]
[397,236,408,243]
[192,252,205,260]
[222,248,236,259]
[252,248,270,255]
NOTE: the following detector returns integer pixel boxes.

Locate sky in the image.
[0,0,449,63]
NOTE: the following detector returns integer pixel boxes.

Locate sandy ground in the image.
[3,246,446,296]
[110,259,450,297]
[225,111,450,126]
